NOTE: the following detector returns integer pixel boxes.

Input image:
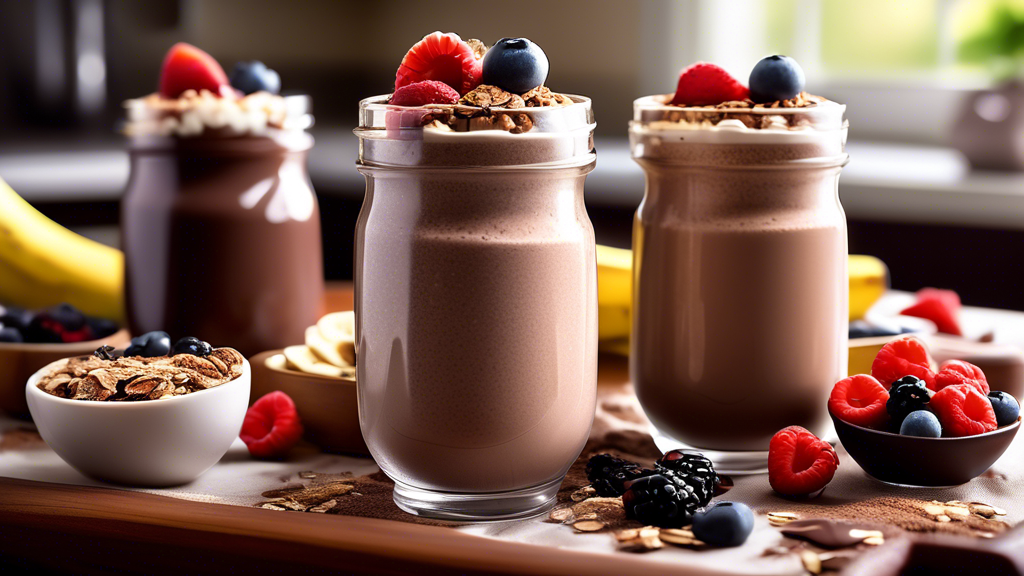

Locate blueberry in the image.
[988,391,1020,427]
[125,331,172,358]
[171,336,212,357]
[0,306,34,331]
[481,38,549,94]
[0,326,24,343]
[899,410,942,438]
[691,501,754,547]
[229,61,281,95]
[86,317,120,339]
[749,55,805,103]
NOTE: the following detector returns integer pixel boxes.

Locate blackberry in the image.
[622,474,694,528]
[887,375,932,426]
[585,454,653,497]
[655,450,718,509]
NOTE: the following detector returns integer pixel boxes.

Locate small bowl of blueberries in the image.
[0,303,128,418]
[829,336,1021,487]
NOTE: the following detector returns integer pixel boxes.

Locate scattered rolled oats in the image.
[768,512,800,526]
[549,508,574,523]
[570,486,598,502]
[572,520,606,532]
[800,550,822,575]
[659,528,706,548]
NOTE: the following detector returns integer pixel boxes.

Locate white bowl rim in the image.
[26,356,250,410]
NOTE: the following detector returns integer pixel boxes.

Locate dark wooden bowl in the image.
[250,350,368,456]
[0,329,131,418]
[830,408,1020,487]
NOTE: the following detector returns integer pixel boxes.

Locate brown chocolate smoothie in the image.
[630,96,849,470]
[354,94,598,519]
[121,93,323,357]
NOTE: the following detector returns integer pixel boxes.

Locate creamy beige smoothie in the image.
[354,92,598,519]
[630,96,849,473]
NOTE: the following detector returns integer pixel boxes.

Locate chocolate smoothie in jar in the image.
[121,44,323,357]
[355,34,597,520]
[630,57,849,474]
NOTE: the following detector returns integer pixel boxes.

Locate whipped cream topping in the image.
[124,90,311,138]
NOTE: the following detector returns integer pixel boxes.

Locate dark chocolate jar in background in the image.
[121,95,323,357]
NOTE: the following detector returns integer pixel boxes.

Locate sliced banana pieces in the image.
[280,311,357,379]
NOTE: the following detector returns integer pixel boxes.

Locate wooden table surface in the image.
[0,283,640,575]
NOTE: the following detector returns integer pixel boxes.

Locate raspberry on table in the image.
[871,336,936,390]
[768,426,839,497]
[930,384,998,437]
[934,360,990,395]
[240,391,304,458]
[828,374,890,429]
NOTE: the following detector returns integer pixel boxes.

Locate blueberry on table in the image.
[481,38,549,94]
[749,55,805,103]
[988,391,1020,427]
[0,326,24,343]
[229,61,281,95]
[692,501,755,547]
[125,331,172,357]
[172,336,212,357]
[899,410,942,438]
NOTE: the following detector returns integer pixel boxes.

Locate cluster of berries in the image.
[0,303,118,344]
[389,32,550,107]
[829,336,1020,439]
[585,451,753,547]
[669,54,806,107]
[158,42,281,99]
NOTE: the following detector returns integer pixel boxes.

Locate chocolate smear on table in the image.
[0,427,46,451]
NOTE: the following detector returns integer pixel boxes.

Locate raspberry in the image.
[870,336,936,390]
[240,391,304,458]
[395,32,482,95]
[828,374,890,429]
[159,43,230,99]
[768,426,839,497]
[917,288,961,311]
[901,298,962,336]
[930,384,998,437]
[390,80,460,107]
[934,360,990,395]
[670,62,750,106]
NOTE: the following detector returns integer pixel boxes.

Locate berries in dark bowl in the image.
[899,410,942,438]
[481,38,549,94]
[886,375,933,429]
[24,303,92,343]
[988,391,1020,427]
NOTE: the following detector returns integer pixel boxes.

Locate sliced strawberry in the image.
[871,336,936,390]
[768,426,839,497]
[901,298,962,336]
[671,63,750,106]
[395,32,481,95]
[390,80,460,106]
[240,391,304,459]
[828,374,890,429]
[934,360,990,395]
[930,384,997,437]
[159,42,230,99]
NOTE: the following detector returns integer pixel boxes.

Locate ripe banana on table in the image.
[0,176,124,322]
[596,245,889,355]
[284,311,356,378]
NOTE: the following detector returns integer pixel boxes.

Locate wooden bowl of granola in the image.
[0,329,130,418]
[250,349,367,456]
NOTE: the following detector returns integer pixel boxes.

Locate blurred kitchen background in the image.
[2,0,1024,308]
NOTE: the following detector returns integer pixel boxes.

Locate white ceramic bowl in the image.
[25,358,250,487]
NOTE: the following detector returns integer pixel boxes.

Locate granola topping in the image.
[651,92,832,131]
[124,90,308,138]
[37,347,244,401]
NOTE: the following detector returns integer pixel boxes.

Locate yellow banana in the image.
[849,255,888,321]
[0,176,124,321]
[596,245,889,351]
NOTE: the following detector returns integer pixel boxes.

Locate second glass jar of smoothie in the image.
[354,96,598,520]
[121,93,323,357]
[629,97,849,474]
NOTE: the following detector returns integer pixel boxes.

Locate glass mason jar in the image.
[122,99,323,357]
[354,96,597,520]
[629,97,849,474]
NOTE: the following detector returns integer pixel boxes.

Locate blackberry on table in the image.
[585,453,653,497]
[622,474,694,528]
[656,450,718,509]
